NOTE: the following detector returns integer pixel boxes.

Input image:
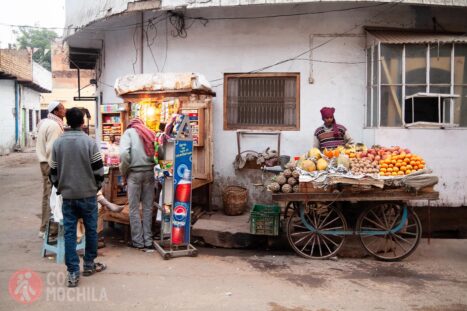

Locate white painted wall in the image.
[86,3,467,206]
[0,80,16,155]
[21,86,41,147]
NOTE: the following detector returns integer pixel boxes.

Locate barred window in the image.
[366,42,467,127]
[224,73,300,130]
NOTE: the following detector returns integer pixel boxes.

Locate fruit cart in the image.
[271,177,439,261]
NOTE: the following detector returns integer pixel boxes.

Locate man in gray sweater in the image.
[119,118,156,250]
[50,108,106,287]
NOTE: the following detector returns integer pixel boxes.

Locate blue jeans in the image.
[62,196,98,275]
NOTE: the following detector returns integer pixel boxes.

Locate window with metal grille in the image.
[28,109,33,132]
[366,42,467,127]
[224,73,300,130]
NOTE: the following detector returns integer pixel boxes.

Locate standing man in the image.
[50,108,106,287]
[119,118,156,250]
[36,101,66,239]
[313,107,354,150]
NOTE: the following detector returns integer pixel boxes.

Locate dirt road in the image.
[0,152,466,311]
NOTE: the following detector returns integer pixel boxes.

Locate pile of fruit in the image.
[349,157,379,175]
[296,148,330,173]
[295,144,427,178]
[267,144,429,193]
[267,163,301,193]
[377,148,426,176]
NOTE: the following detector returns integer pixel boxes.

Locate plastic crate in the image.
[250,204,281,236]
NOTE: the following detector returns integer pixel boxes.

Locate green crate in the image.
[250,204,281,236]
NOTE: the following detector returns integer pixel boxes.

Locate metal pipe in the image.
[14,81,19,143]
[77,67,81,98]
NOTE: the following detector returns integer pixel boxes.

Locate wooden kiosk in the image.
[102,73,215,226]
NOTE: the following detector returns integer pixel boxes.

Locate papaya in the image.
[317,158,328,171]
[308,148,321,160]
[301,159,316,172]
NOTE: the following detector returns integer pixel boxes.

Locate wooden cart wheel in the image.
[356,203,422,262]
[286,202,347,259]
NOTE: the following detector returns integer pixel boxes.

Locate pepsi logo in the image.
[173,205,187,222]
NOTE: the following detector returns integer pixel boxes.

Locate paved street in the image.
[0,152,466,311]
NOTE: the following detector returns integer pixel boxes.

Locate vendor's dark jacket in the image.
[49,130,104,199]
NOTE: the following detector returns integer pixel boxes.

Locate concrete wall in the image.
[87,3,467,206]
[0,80,16,155]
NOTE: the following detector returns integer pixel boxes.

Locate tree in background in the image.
[14,27,58,71]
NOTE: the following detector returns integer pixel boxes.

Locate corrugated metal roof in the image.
[367,30,467,44]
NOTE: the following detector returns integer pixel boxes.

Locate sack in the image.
[50,186,63,222]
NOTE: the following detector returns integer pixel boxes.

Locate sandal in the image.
[82,262,107,277]
[67,273,80,287]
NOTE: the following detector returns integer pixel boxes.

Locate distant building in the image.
[0,49,51,155]
[40,41,96,136]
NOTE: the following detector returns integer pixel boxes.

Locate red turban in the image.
[320,107,335,119]
[320,107,340,138]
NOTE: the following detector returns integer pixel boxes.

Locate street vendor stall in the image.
[265,144,439,261]
[101,72,215,228]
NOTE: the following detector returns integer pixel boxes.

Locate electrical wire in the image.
[131,25,138,74]
[186,2,389,22]
[209,0,404,87]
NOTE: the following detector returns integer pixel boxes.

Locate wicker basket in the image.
[222,186,248,216]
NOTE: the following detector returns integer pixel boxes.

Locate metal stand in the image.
[153,115,197,260]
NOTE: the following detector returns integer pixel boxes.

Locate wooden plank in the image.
[327,176,385,188]
[192,178,212,190]
[272,189,439,202]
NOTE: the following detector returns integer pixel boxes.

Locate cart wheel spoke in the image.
[293,232,313,245]
[317,208,332,230]
[320,216,341,230]
[321,233,339,247]
[390,234,409,253]
[290,231,310,236]
[320,234,333,255]
[357,203,421,261]
[369,209,387,229]
[391,232,413,246]
[316,235,323,257]
[362,216,387,231]
[310,235,316,256]
[301,234,315,252]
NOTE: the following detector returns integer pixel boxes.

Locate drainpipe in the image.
[14,81,20,144]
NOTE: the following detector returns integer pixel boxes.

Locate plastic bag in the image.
[50,186,63,222]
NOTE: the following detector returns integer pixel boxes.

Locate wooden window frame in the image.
[223,72,300,131]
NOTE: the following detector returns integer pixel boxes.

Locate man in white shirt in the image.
[36,101,66,238]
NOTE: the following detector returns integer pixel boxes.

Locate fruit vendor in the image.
[313,107,354,150]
